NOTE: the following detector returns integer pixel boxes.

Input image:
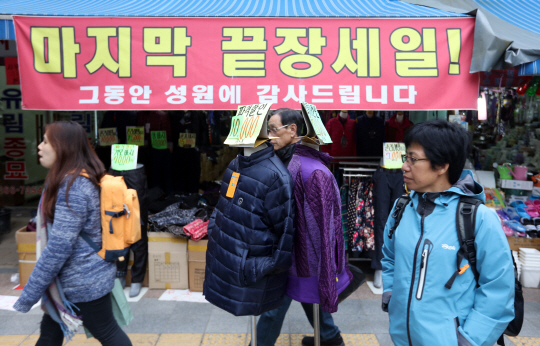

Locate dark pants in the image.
[36,293,132,346]
[372,168,405,270]
[110,164,149,283]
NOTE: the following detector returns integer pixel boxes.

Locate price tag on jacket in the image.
[224,103,272,147]
[111,144,138,171]
[151,131,167,149]
[99,128,119,146]
[178,133,196,148]
[300,102,332,145]
[383,142,406,169]
[226,172,240,198]
[126,127,144,146]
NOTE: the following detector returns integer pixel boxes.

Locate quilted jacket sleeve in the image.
[306,170,340,313]
[243,173,295,285]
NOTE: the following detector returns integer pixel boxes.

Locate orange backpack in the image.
[81,173,141,262]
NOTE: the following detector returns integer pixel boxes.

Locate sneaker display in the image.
[302,333,345,346]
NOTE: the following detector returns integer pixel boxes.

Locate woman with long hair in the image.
[14,121,132,346]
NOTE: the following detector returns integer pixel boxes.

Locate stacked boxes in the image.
[147,232,188,289]
[15,227,36,287]
[188,239,208,292]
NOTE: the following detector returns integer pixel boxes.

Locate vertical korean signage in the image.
[14,16,477,110]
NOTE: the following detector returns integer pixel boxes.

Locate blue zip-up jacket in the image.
[382,170,514,346]
[14,176,116,313]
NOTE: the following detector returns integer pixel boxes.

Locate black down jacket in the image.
[203,144,295,316]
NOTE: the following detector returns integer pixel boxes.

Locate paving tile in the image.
[130,298,177,315]
[0,335,27,345]
[123,314,172,334]
[359,299,386,315]
[332,314,373,334]
[0,314,40,335]
[173,301,215,316]
[375,333,394,346]
[20,335,39,346]
[342,333,379,345]
[334,299,363,316]
[156,333,203,346]
[143,290,166,299]
[508,336,540,346]
[524,302,540,319]
[366,315,389,334]
[288,313,313,334]
[160,309,211,333]
[205,310,250,333]
[202,333,247,346]
[523,288,540,303]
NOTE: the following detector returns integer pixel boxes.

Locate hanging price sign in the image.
[224,103,272,147]
[126,127,144,146]
[98,128,119,146]
[151,131,167,149]
[111,144,138,171]
[383,142,406,169]
[178,133,196,148]
[300,102,332,145]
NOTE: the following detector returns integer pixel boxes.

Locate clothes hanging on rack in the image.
[351,178,375,253]
[339,184,349,251]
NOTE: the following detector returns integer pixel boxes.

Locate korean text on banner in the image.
[111,144,138,171]
[384,143,406,169]
[224,103,272,147]
[13,17,478,111]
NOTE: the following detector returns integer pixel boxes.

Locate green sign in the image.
[224,103,272,147]
[111,144,138,171]
[126,127,144,146]
[301,102,332,145]
[151,131,167,149]
[383,142,406,169]
[98,128,118,146]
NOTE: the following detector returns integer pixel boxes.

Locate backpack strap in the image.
[445,196,482,289]
[80,232,100,252]
[388,194,411,239]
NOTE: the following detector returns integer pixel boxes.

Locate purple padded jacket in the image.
[286,143,352,313]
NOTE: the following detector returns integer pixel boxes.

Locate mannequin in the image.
[322,110,356,157]
[356,111,385,157]
[385,111,413,143]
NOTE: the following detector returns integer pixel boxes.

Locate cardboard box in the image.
[148,232,188,289]
[15,226,36,287]
[507,236,540,252]
[188,239,208,292]
[501,179,534,191]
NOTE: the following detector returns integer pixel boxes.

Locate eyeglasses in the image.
[268,124,289,134]
[402,154,429,165]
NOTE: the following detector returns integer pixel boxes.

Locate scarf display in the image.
[36,196,83,339]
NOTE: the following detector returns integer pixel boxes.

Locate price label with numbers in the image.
[383,142,406,169]
[300,102,332,145]
[99,128,119,146]
[111,144,138,171]
[151,131,167,149]
[224,103,272,147]
[126,127,144,146]
[178,133,196,148]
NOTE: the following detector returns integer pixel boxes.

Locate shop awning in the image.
[0,0,467,39]
[399,0,540,73]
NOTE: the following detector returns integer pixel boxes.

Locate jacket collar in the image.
[294,142,333,166]
[238,143,275,169]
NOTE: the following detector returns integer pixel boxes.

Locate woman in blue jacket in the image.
[381,120,514,346]
[14,121,131,346]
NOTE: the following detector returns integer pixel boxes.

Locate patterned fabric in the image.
[353,180,375,252]
[346,179,359,250]
[339,184,349,251]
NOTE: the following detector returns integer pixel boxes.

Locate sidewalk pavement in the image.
[1,215,540,345]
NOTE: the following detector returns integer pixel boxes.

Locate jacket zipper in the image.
[416,239,433,300]
[406,197,426,346]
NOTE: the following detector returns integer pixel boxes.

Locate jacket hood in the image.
[411,169,485,204]
[295,142,333,166]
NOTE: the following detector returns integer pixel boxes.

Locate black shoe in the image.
[302,334,345,346]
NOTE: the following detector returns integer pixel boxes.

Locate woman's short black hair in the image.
[404,120,469,185]
[272,108,306,136]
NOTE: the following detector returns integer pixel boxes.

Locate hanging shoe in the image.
[302,333,345,346]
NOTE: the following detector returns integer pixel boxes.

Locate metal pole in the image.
[251,315,257,346]
[313,304,320,346]
[94,110,98,139]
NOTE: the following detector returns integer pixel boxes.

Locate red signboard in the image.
[13,16,478,110]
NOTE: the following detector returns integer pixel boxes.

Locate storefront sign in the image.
[13,16,478,110]
[178,133,196,148]
[111,144,138,171]
[126,127,144,146]
[383,142,406,169]
[151,131,167,149]
[224,103,272,147]
[4,57,20,85]
[98,128,118,146]
[301,102,332,145]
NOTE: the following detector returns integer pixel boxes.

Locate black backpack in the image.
[389,194,524,346]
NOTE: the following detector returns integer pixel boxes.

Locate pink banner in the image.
[14,16,477,110]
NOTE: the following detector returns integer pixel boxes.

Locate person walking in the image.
[382,120,514,346]
[14,121,132,346]
[252,109,348,346]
